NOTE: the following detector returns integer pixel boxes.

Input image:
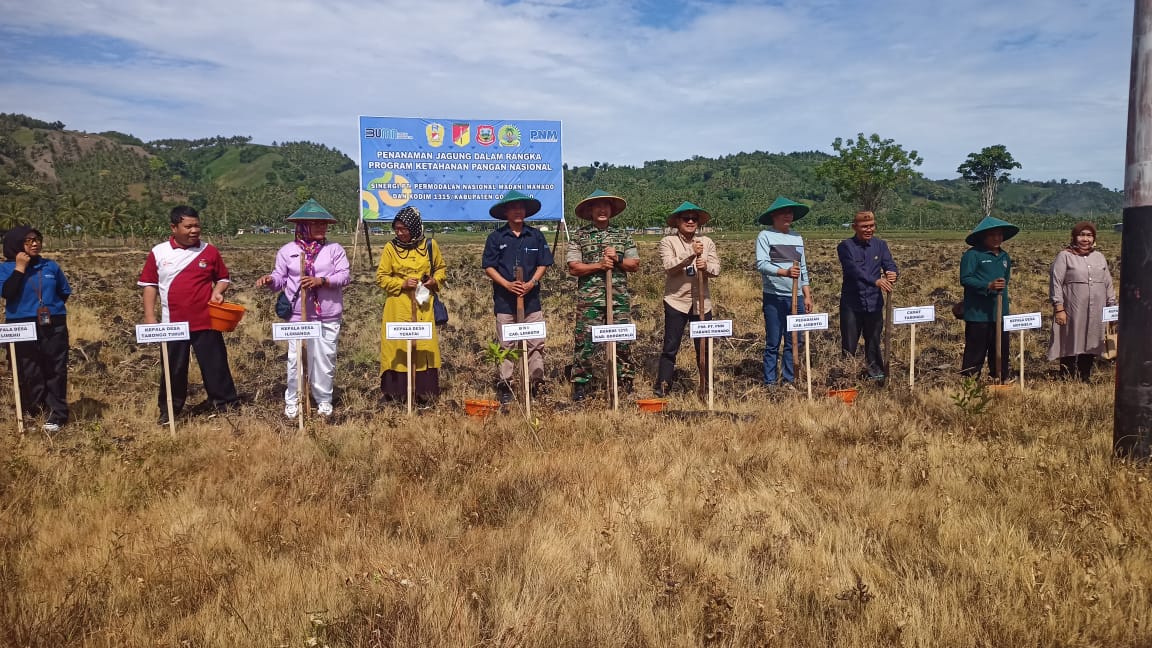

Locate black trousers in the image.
[961,321,1010,380]
[158,329,239,414]
[839,307,885,377]
[656,302,711,386]
[13,319,69,425]
[1059,354,1095,382]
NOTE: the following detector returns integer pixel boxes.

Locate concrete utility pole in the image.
[1115,0,1152,461]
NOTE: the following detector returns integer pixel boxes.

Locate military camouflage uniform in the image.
[567,225,639,384]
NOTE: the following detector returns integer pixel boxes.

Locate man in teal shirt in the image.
[960,216,1019,381]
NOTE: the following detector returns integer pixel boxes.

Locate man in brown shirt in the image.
[655,201,720,396]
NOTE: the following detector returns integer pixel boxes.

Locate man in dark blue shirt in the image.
[836,211,898,380]
[482,190,554,403]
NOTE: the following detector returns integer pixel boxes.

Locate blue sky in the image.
[0,0,1133,188]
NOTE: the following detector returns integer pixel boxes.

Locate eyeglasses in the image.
[680,215,700,222]
[24,237,42,243]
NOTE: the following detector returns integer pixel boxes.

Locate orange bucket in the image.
[207,301,246,332]
[464,399,500,418]
[636,398,667,413]
[827,388,859,405]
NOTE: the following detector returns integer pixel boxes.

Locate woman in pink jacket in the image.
[257,200,350,418]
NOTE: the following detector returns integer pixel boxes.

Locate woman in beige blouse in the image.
[654,201,721,396]
[1047,221,1116,381]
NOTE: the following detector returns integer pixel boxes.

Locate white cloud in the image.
[0,0,1132,187]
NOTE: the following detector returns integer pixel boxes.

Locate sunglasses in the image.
[24,237,42,243]
[680,215,700,222]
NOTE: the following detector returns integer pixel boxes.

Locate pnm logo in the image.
[498,125,521,147]
[426,123,445,147]
[476,125,495,146]
[452,124,470,147]
[529,129,558,143]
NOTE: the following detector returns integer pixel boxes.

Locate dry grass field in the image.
[1,229,1148,647]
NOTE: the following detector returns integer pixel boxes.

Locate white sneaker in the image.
[317,402,333,417]
[284,403,299,418]
[42,422,61,433]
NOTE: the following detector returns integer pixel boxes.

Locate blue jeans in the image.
[763,293,805,385]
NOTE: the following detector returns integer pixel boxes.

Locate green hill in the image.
[0,112,1123,238]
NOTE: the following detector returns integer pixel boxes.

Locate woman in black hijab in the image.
[0,226,72,432]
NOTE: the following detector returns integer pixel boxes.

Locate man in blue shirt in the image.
[836,211,898,380]
[482,190,554,404]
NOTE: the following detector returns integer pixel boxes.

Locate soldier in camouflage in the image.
[566,189,640,401]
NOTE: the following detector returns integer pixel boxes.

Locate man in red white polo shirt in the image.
[139,206,239,423]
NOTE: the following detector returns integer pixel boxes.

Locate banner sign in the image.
[502,321,547,342]
[1003,312,1043,332]
[386,322,434,340]
[689,320,734,338]
[359,116,563,222]
[272,322,323,341]
[136,322,190,343]
[786,313,829,332]
[0,322,37,343]
[893,306,936,325]
[1103,306,1119,322]
[591,324,637,343]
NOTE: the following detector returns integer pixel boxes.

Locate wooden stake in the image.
[606,268,617,411]
[1019,329,1026,391]
[161,341,176,435]
[708,330,715,411]
[804,330,813,400]
[300,255,310,419]
[10,342,23,435]
[522,339,531,419]
[515,267,531,418]
[408,287,417,416]
[791,261,800,382]
[883,289,894,383]
[695,265,707,400]
[908,323,917,391]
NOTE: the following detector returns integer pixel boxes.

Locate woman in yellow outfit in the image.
[375,206,447,403]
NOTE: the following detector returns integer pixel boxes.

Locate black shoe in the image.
[157,413,171,426]
[530,380,548,396]
[621,379,634,395]
[496,382,514,405]
[652,382,668,398]
[572,382,588,402]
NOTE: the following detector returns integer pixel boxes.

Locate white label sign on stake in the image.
[136,322,191,343]
[893,306,936,325]
[690,319,734,338]
[0,322,37,343]
[1103,306,1119,322]
[386,322,434,340]
[591,324,637,343]
[272,322,323,341]
[1003,312,1043,332]
[786,313,829,332]
[502,321,547,341]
